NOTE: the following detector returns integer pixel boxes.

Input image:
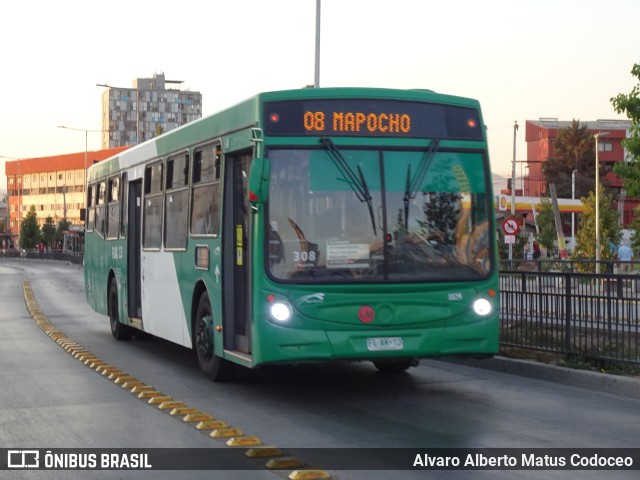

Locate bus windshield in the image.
[266,145,492,283]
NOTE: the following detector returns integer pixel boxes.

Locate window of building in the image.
[598,142,613,152]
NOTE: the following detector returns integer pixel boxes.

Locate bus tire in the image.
[109,280,131,340]
[373,359,416,373]
[194,292,236,382]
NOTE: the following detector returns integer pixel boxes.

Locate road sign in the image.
[502,218,520,235]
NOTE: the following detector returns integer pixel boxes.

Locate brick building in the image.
[523,118,636,225]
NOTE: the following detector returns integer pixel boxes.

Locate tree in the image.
[628,205,640,258]
[573,185,620,271]
[41,216,57,248]
[611,63,640,196]
[56,219,71,248]
[497,227,527,261]
[535,198,557,255]
[20,206,41,249]
[542,120,597,198]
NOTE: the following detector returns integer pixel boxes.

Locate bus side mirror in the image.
[248,157,270,203]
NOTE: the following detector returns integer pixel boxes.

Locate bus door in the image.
[222,153,252,354]
[127,179,142,318]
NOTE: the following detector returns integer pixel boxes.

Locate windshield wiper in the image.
[408,139,440,199]
[402,139,440,231]
[403,164,411,231]
[320,137,377,235]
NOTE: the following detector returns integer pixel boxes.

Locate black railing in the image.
[0,249,83,265]
[500,260,640,365]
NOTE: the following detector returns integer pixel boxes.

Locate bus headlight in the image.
[472,298,492,316]
[270,302,292,322]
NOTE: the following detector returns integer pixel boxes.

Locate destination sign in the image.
[264,99,483,140]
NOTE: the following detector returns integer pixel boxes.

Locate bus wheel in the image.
[109,280,131,340]
[373,359,416,373]
[194,292,236,381]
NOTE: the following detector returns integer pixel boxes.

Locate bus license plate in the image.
[367,337,404,352]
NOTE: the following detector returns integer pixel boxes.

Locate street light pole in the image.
[571,169,577,252]
[314,0,321,88]
[509,121,518,261]
[58,126,109,194]
[594,132,609,274]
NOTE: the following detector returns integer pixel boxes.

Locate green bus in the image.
[84,87,499,381]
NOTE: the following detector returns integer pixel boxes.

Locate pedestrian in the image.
[617,241,633,274]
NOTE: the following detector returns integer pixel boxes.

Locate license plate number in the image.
[366,337,404,352]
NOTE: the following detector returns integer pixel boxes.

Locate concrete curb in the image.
[448,356,640,401]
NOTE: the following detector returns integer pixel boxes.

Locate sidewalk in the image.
[451,356,640,401]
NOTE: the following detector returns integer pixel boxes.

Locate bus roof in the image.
[87,87,483,181]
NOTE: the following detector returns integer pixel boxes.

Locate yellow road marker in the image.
[289,470,331,480]
[170,407,200,416]
[138,390,164,399]
[266,457,305,469]
[158,401,186,410]
[195,420,228,430]
[183,413,214,423]
[210,428,244,438]
[131,385,155,393]
[121,381,145,389]
[226,436,263,447]
[148,396,173,405]
[245,447,283,458]
[114,376,137,385]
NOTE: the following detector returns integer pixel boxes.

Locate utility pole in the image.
[314,0,321,88]
[509,121,518,261]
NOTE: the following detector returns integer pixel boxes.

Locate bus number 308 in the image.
[293,250,316,262]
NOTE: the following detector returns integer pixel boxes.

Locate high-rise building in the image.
[98,73,202,148]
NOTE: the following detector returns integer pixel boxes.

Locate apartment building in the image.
[4,147,128,246]
[98,72,202,148]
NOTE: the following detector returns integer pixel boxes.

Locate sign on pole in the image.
[502,218,520,236]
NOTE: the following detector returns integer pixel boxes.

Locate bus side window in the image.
[107,176,120,239]
[142,161,163,249]
[95,181,106,237]
[86,183,96,231]
[165,153,189,249]
[120,172,128,238]
[190,145,220,236]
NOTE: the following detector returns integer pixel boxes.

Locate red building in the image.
[523,118,636,225]
[5,146,129,247]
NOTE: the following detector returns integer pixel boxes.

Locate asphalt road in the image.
[1,259,640,480]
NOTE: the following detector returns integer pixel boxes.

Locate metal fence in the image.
[500,260,640,365]
[0,249,83,265]
[2,252,637,364]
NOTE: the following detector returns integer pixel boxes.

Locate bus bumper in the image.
[253,315,499,366]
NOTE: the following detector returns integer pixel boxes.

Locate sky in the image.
[1,0,639,191]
